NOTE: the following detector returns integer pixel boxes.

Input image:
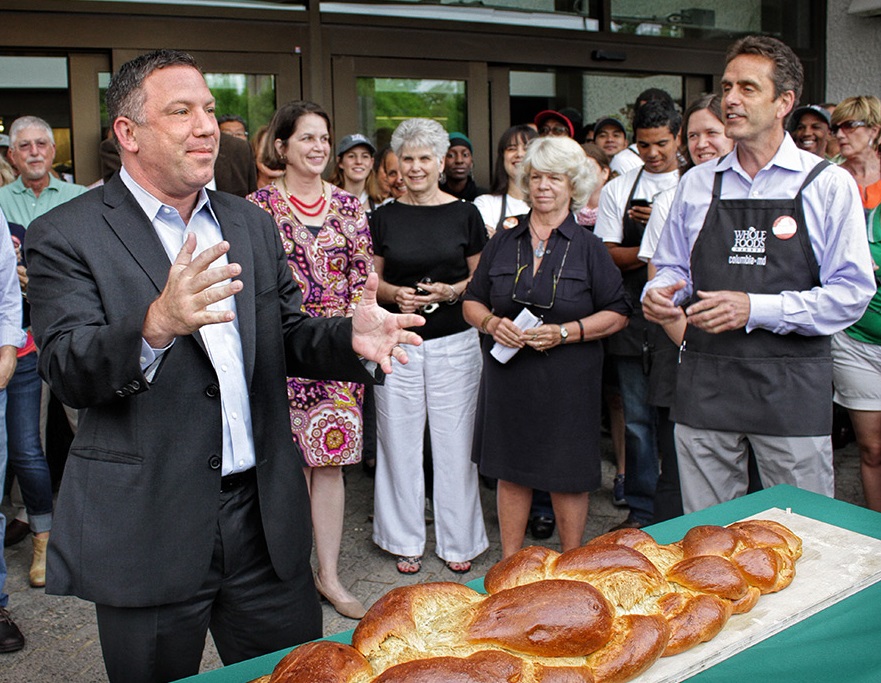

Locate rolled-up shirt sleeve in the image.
[642,182,696,306]
[0,211,26,349]
[747,170,875,336]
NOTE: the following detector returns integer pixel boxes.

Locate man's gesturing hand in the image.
[143,234,243,348]
[352,272,425,374]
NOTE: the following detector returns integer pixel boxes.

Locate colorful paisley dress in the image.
[247,183,373,466]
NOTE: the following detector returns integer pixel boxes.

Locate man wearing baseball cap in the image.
[788,104,832,159]
[533,110,574,138]
[595,117,642,176]
[439,132,487,202]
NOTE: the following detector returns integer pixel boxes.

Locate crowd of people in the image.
[0,33,878,683]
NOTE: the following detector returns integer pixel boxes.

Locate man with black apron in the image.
[643,35,875,514]
[595,100,681,527]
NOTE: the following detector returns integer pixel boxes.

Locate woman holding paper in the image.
[463,135,630,559]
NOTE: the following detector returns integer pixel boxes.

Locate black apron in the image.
[607,168,650,358]
[672,160,832,436]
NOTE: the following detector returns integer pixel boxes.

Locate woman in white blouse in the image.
[474,125,537,238]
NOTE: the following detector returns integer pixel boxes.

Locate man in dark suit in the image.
[25,49,422,683]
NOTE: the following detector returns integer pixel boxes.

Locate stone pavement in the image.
[0,438,868,683]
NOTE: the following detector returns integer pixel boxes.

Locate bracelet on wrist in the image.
[479,313,495,334]
[447,284,458,303]
[576,318,584,342]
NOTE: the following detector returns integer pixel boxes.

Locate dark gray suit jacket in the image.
[25,173,370,607]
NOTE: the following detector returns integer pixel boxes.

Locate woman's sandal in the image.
[396,556,422,574]
[445,560,472,574]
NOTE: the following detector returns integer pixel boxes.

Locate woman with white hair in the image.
[370,118,489,575]
[463,136,630,559]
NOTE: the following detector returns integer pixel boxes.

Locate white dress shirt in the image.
[645,134,875,336]
[121,168,256,475]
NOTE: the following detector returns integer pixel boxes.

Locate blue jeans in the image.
[613,356,658,524]
[0,388,9,607]
[6,351,52,533]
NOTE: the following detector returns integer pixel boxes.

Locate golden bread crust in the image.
[483,545,559,593]
[269,641,371,683]
[467,580,614,657]
[666,555,750,600]
[273,519,802,683]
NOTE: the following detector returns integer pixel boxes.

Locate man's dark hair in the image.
[106,49,201,148]
[634,88,675,114]
[726,35,803,105]
[263,100,332,172]
[633,99,682,138]
[218,114,246,126]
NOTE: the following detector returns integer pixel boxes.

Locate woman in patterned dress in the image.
[249,101,372,619]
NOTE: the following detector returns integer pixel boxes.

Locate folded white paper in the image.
[490,308,542,364]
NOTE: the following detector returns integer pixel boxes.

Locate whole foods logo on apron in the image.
[729,226,768,266]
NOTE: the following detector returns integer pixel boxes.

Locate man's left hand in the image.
[353,272,425,374]
[0,345,17,390]
[686,290,750,333]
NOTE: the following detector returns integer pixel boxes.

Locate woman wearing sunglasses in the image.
[463,136,630,559]
[831,95,881,514]
[832,96,881,211]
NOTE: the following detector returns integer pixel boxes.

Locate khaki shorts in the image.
[832,331,881,411]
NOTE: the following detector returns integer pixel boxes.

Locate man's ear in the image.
[777,90,796,121]
[113,117,139,154]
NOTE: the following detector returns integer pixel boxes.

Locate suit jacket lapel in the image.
[102,174,209,355]
[212,193,257,386]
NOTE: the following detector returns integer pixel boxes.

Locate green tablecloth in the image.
[178,485,881,683]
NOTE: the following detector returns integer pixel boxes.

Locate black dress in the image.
[463,213,630,493]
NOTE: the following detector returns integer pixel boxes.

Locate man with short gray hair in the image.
[0,116,87,228]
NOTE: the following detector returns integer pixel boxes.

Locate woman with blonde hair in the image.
[464,136,630,558]
[832,96,881,210]
[831,95,881,513]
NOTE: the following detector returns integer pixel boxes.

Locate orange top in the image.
[859,178,881,210]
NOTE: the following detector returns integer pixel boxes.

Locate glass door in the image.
[332,57,490,186]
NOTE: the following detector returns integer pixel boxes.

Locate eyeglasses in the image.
[831,120,867,135]
[512,236,571,309]
[540,125,570,137]
[15,139,52,153]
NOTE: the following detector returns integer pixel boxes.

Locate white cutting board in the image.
[633,507,881,682]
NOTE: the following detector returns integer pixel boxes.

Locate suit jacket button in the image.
[115,389,125,397]
[208,455,221,470]
[205,384,219,398]
[131,380,141,390]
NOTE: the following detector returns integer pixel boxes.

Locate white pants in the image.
[675,424,833,514]
[373,328,488,562]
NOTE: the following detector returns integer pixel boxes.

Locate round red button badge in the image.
[772,215,798,240]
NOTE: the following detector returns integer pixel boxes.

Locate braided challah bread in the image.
[268,519,801,683]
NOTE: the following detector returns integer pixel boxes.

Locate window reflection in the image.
[610,0,812,47]
[357,78,467,149]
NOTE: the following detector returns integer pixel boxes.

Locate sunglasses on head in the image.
[540,125,570,137]
[830,120,867,135]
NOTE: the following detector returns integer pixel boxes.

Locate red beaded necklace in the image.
[281,177,327,217]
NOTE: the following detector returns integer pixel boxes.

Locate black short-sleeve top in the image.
[370,199,487,340]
